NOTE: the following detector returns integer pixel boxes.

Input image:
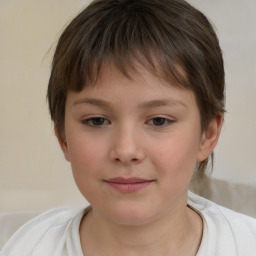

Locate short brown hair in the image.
[47,0,225,173]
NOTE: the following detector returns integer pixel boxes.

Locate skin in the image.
[56,65,222,256]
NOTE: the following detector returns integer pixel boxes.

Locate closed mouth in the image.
[104,177,154,193]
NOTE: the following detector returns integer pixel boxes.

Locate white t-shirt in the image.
[1,192,256,256]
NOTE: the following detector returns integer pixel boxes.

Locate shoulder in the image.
[0,206,88,256]
[188,191,256,229]
[188,191,256,255]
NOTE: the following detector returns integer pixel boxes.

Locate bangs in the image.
[53,0,193,92]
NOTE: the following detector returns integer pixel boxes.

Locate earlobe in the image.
[197,115,223,162]
[54,124,71,162]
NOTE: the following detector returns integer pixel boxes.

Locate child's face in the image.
[58,65,218,225]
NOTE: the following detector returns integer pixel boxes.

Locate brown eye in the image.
[147,117,174,127]
[82,117,110,126]
[91,118,105,126]
[152,117,167,126]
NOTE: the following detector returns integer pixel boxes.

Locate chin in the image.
[102,202,158,226]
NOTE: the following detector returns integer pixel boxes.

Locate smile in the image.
[104,177,154,193]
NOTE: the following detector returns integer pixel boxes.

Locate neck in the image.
[79,201,203,256]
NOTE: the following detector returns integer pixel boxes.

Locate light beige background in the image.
[1,0,256,212]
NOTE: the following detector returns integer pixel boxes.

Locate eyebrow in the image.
[73,98,187,109]
[73,98,112,109]
[138,99,187,109]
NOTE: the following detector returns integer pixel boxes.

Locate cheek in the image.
[67,137,107,201]
[150,139,198,200]
[151,133,200,178]
[67,135,106,177]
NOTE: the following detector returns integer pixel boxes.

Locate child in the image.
[1,0,256,255]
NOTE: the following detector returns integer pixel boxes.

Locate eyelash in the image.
[81,117,174,127]
[81,117,110,127]
[147,117,174,127]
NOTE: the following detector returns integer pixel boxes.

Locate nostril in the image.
[114,157,139,163]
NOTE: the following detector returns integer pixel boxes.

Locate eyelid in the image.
[146,116,175,127]
[81,116,111,127]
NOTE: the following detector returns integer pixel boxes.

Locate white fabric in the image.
[0,211,40,249]
[1,192,256,256]
[188,192,256,256]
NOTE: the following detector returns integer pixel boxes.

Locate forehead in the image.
[66,63,198,111]
[82,59,187,91]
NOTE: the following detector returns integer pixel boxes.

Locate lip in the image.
[104,177,154,193]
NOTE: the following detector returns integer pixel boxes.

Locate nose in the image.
[109,126,146,165]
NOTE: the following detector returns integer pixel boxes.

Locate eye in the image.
[147,117,173,127]
[82,117,110,126]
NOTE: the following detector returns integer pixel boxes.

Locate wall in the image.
[0,0,255,212]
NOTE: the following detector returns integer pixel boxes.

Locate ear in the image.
[197,115,223,162]
[54,124,71,162]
